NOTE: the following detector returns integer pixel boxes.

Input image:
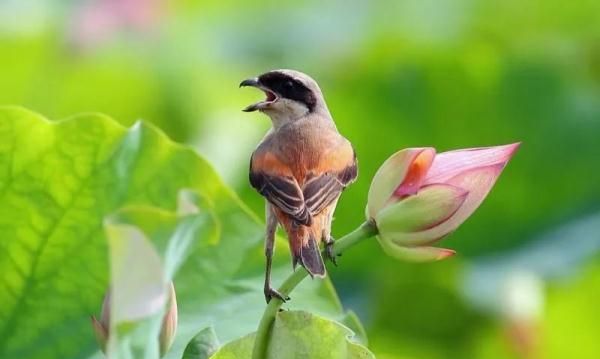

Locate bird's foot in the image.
[264,286,290,304]
[325,239,339,266]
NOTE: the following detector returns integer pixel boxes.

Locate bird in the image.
[240,69,358,303]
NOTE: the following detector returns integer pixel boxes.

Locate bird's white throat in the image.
[263,98,311,129]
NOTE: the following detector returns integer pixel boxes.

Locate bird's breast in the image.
[274,131,324,182]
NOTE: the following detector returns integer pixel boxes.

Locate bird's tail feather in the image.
[299,234,325,278]
[288,222,326,277]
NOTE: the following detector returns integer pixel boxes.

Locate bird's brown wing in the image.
[303,141,358,216]
[250,152,312,225]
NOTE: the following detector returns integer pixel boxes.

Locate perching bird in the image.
[240,70,358,303]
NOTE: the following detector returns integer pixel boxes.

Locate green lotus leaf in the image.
[210,310,375,359]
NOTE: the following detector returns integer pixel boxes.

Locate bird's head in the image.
[240,69,328,127]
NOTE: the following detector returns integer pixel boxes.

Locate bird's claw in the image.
[325,240,339,266]
[264,287,290,304]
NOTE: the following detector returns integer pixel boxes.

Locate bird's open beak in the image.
[239,77,279,112]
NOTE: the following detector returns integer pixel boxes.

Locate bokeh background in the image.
[1,0,599,358]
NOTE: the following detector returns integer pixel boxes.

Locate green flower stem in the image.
[251,220,378,359]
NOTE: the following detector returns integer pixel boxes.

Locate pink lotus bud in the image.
[367,143,519,261]
[159,283,178,356]
[91,281,178,356]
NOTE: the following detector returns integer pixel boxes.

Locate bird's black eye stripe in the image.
[258,72,317,111]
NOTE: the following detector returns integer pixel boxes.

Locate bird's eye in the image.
[284,80,294,88]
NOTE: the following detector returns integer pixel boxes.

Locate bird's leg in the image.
[322,211,339,266]
[324,236,338,266]
[264,206,289,304]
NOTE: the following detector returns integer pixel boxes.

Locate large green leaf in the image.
[0,107,348,359]
[181,327,220,359]
[210,310,375,359]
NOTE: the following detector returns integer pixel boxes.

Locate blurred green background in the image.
[1,0,599,358]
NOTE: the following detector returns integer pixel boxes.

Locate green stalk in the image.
[251,220,378,359]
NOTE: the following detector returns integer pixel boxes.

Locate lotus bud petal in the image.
[380,241,456,262]
[366,148,435,218]
[90,316,108,353]
[90,287,111,352]
[375,184,468,245]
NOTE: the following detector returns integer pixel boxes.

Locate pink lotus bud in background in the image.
[91,281,178,356]
[366,143,519,262]
[70,0,165,49]
[159,282,178,356]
